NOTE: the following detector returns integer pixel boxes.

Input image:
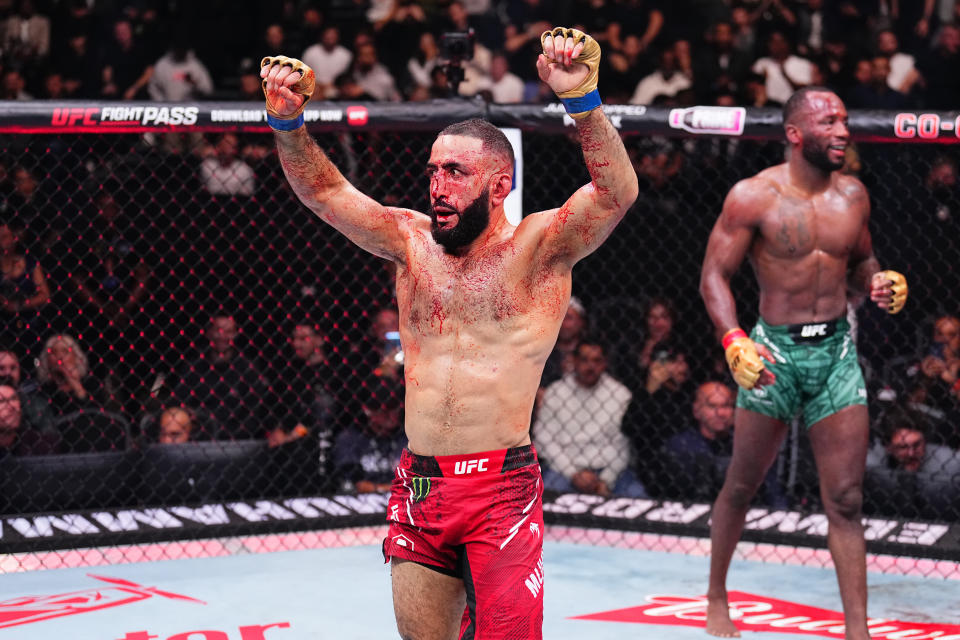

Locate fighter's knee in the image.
[823,483,863,520]
[725,480,762,510]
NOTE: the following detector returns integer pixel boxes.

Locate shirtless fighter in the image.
[260,26,637,640]
[699,86,908,639]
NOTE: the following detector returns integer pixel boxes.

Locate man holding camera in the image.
[260,25,636,640]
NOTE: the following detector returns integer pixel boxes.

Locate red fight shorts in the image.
[383,444,545,639]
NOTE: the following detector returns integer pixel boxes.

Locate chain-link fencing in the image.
[0,101,958,575]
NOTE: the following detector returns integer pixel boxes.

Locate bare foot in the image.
[705,596,741,638]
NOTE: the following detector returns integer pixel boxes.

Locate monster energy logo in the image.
[411,477,432,502]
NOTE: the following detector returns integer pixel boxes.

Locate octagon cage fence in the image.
[0,100,958,577]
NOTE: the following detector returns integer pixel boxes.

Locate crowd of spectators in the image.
[0,0,959,521]
[2,0,960,108]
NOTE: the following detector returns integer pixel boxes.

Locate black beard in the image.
[430,189,490,251]
[801,137,843,173]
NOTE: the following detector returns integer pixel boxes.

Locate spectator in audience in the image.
[2,0,51,64]
[534,338,646,497]
[477,51,525,103]
[372,0,428,81]
[267,318,335,454]
[0,348,54,435]
[39,70,67,99]
[915,22,960,109]
[921,154,960,234]
[1,68,32,100]
[0,215,51,351]
[818,34,858,97]
[99,18,154,100]
[70,191,151,342]
[846,55,910,109]
[36,333,124,452]
[600,33,648,104]
[691,20,751,103]
[148,35,214,102]
[56,30,99,97]
[342,305,403,386]
[796,0,827,56]
[333,377,406,494]
[502,0,552,85]
[607,0,665,55]
[4,165,48,226]
[740,70,780,108]
[613,296,675,390]
[629,42,693,105]
[302,25,353,99]
[333,70,378,101]
[200,133,256,196]
[865,406,960,518]
[345,41,401,102]
[846,57,872,100]
[157,406,195,444]
[256,23,289,62]
[730,3,757,55]
[621,338,696,488]
[35,335,104,414]
[235,58,264,100]
[0,376,59,456]
[404,31,440,94]
[541,296,588,387]
[890,0,937,53]
[660,381,788,505]
[751,30,815,105]
[875,29,919,96]
[900,315,960,447]
[174,313,267,439]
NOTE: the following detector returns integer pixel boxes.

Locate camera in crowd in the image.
[438,29,475,95]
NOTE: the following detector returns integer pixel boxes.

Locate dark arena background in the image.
[1,99,960,638]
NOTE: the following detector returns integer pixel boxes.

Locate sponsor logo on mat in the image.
[573,591,960,638]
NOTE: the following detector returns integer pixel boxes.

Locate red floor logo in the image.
[0,574,205,629]
[573,591,960,638]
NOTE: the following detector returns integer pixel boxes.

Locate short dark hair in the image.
[782,86,837,127]
[645,296,677,325]
[575,336,607,358]
[438,118,515,171]
[0,375,18,391]
[878,406,927,445]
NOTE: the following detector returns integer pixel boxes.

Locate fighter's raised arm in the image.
[260,56,409,262]
[528,28,639,267]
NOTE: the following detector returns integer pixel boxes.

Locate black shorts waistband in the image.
[758,316,848,344]
[401,444,538,477]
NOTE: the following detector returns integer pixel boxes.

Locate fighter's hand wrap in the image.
[540,27,602,119]
[722,328,765,390]
[260,55,315,131]
[879,270,908,314]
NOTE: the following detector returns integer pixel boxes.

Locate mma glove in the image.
[723,328,765,390]
[877,270,908,314]
[261,55,315,131]
[540,27,602,119]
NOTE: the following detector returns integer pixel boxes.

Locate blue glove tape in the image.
[560,89,602,116]
[267,113,305,131]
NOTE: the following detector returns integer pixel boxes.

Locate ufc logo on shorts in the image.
[454,458,489,475]
[800,323,827,337]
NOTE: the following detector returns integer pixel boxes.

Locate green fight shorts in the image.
[735,316,867,428]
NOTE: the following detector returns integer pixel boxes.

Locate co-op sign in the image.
[894,112,960,139]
